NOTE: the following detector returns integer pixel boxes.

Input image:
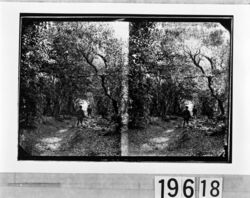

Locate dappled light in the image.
[19,18,231,160]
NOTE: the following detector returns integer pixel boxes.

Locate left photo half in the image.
[18,15,129,160]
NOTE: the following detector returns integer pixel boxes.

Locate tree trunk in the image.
[217,98,225,116]
[188,52,226,117]
[44,96,52,116]
[208,76,225,116]
[120,64,129,132]
[53,99,61,119]
[67,95,74,115]
[120,59,129,156]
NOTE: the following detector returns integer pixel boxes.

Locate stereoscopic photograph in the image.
[18,15,232,162]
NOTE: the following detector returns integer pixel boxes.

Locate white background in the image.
[0,3,249,175]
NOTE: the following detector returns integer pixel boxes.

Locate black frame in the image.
[18,13,233,163]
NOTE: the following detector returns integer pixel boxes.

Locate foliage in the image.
[20,21,127,129]
[20,20,230,132]
[128,21,156,128]
[128,22,230,123]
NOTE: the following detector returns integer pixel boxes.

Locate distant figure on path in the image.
[183,106,191,127]
[193,106,197,119]
[87,105,92,118]
[76,106,85,127]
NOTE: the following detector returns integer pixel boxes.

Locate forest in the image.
[19,19,231,158]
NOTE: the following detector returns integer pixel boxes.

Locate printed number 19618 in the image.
[155,177,223,198]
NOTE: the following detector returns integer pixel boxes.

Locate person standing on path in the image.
[183,106,191,127]
[76,106,85,127]
[87,105,92,118]
[193,106,197,119]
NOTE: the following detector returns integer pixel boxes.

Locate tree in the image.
[20,21,128,132]
[69,22,127,131]
[20,20,49,127]
[128,21,155,128]
[180,23,230,116]
[127,21,230,123]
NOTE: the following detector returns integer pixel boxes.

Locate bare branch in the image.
[96,53,108,68]
[189,53,206,75]
[202,54,214,70]
[76,47,119,107]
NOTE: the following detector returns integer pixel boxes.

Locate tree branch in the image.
[77,48,118,109]
[202,54,214,70]
[189,53,206,75]
[96,53,108,68]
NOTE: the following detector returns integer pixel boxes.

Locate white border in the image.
[0,3,250,174]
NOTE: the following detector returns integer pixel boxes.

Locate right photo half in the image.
[124,17,232,162]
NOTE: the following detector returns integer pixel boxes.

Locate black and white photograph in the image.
[18,15,232,161]
[2,2,250,198]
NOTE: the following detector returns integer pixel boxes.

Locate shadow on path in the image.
[21,117,120,157]
[127,117,225,157]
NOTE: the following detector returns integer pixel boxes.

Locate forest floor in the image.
[20,116,226,158]
[128,116,226,157]
[20,116,120,156]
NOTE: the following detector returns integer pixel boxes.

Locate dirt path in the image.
[35,126,79,156]
[20,116,225,157]
[127,117,225,157]
[23,118,120,156]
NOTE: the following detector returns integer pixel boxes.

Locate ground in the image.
[19,116,226,158]
[20,117,120,156]
[128,117,226,157]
